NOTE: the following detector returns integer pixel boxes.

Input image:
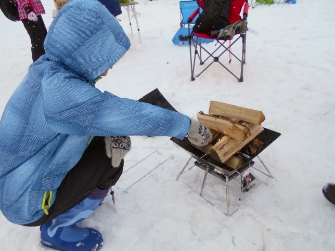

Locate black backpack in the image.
[193,0,232,36]
[0,0,20,21]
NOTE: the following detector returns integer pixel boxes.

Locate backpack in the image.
[0,0,20,21]
[193,0,232,36]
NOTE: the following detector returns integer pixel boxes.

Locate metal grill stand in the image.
[171,128,281,216]
[136,88,280,216]
[177,156,257,216]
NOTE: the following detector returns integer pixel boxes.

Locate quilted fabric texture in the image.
[0,0,190,224]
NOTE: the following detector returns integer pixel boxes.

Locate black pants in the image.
[21,15,47,62]
[25,137,123,226]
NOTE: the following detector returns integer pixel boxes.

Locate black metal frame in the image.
[186,1,249,82]
[171,128,280,215]
[137,88,281,216]
[171,128,280,176]
[188,32,247,82]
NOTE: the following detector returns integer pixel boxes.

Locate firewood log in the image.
[197,112,250,141]
[209,101,265,125]
[209,124,264,163]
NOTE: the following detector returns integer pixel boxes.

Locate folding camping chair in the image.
[182,0,249,81]
[172,0,213,45]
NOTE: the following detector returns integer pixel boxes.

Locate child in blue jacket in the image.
[0,0,211,250]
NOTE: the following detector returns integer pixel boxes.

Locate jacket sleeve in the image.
[41,73,190,139]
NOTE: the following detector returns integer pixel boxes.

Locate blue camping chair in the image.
[183,0,250,82]
[172,0,213,45]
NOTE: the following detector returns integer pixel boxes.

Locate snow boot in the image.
[322,183,335,205]
[40,188,109,251]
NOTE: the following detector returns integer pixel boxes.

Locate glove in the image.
[105,136,131,168]
[25,6,38,22]
[187,119,212,147]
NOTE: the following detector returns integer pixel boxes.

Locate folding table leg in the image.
[125,7,133,35]
[131,5,142,43]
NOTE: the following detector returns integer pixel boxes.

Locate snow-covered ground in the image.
[1,0,335,250]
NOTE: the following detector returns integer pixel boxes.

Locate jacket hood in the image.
[44,0,130,81]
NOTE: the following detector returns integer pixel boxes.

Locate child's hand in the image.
[188,119,212,146]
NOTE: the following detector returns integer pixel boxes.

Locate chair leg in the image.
[239,33,246,82]
[188,27,196,81]
[189,38,195,81]
[190,38,200,81]
[189,33,248,82]
[199,41,204,65]
[243,32,247,64]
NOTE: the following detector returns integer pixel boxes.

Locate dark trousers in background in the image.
[25,137,124,226]
[97,0,122,16]
[22,15,47,62]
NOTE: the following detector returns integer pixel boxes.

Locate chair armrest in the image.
[187,8,200,23]
[243,1,249,20]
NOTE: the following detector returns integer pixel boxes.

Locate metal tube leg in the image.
[244,32,247,64]
[176,156,192,181]
[239,33,245,82]
[237,173,242,210]
[256,155,274,178]
[226,176,230,216]
[132,5,142,43]
[126,7,133,35]
[123,150,159,174]
[188,25,195,81]
[200,168,209,196]
[125,155,174,192]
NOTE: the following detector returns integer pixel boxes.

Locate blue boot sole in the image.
[41,239,103,251]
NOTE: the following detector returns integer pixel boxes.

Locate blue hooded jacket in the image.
[0,0,190,224]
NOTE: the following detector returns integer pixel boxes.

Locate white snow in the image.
[1,0,335,250]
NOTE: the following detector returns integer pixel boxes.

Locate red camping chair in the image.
[185,0,249,82]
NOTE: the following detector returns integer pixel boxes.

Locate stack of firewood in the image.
[193,101,265,169]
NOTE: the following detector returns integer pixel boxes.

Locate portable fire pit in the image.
[170,128,280,215]
[139,88,281,216]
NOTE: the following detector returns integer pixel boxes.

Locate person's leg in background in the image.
[97,0,122,17]
[21,15,47,62]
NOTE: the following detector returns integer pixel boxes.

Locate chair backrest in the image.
[229,0,248,24]
[197,0,205,9]
[196,0,205,8]
[179,0,199,25]
[195,0,248,24]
